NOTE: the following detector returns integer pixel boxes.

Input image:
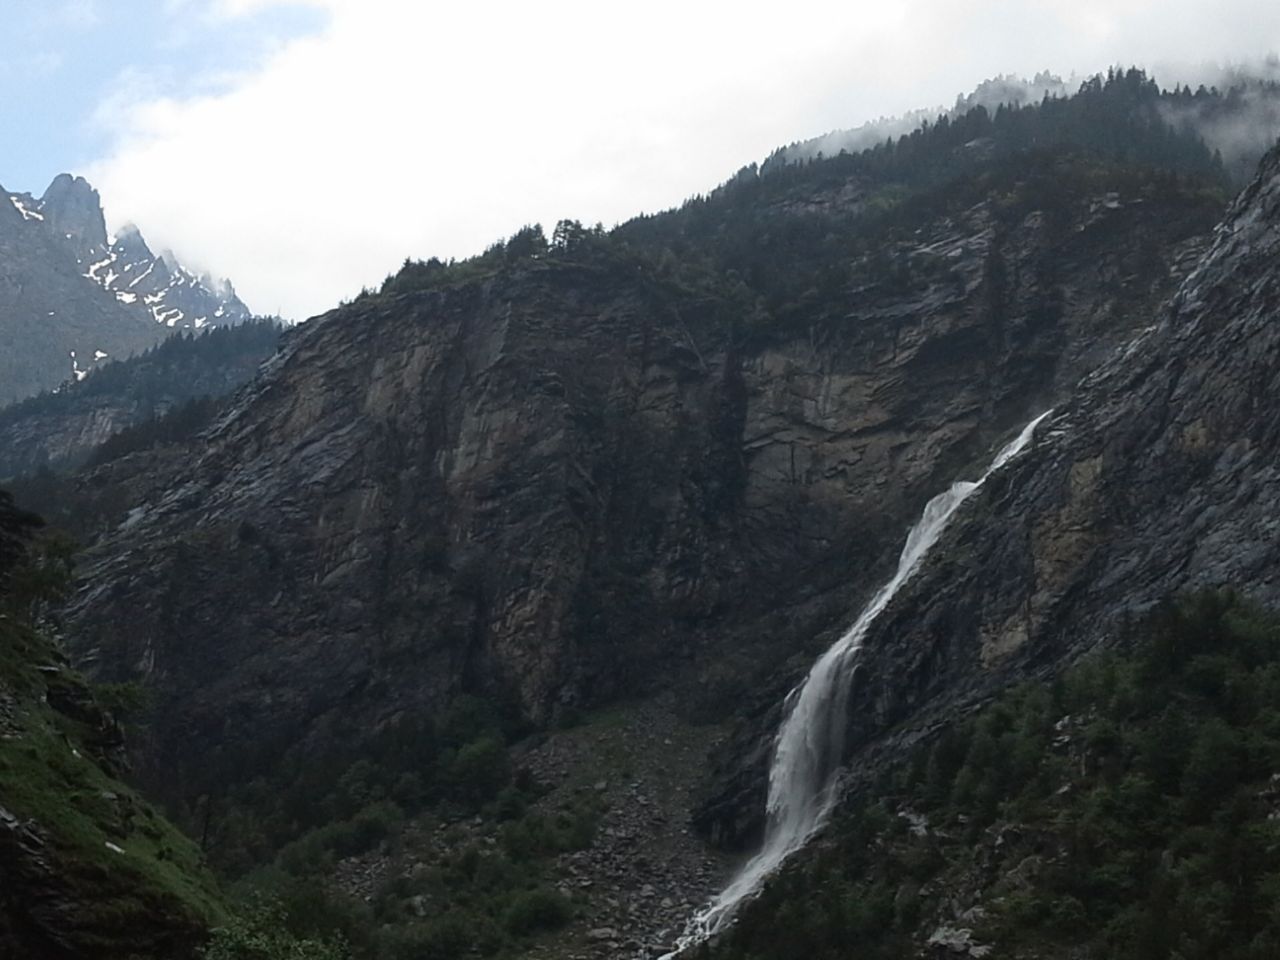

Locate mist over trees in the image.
[775,64,1280,185]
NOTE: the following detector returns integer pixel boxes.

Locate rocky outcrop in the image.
[40,174,110,252]
[700,142,1280,845]
[64,168,1220,812]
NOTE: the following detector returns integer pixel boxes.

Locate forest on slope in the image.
[707,592,1280,960]
[0,317,282,484]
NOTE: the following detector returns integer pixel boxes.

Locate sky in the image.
[3,0,1280,320]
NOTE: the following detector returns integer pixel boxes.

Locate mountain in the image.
[32,174,251,331]
[770,65,1280,186]
[30,69,1261,957]
[0,318,283,481]
[66,156,1220,792]
[0,174,250,406]
[7,67,1278,959]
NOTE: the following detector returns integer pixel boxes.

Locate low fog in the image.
[780,60,1280,184]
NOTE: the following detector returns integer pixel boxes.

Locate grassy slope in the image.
[0,612,224,958]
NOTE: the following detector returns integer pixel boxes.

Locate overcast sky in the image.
[4,0,1280,320]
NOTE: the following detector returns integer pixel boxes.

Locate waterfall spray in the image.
[663,411,1052,957]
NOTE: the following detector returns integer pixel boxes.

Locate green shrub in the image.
[378,914,474,960]
[447,735,511,805]
[502,887,573,935]
[200,904,348,960]
[490,785,529,821]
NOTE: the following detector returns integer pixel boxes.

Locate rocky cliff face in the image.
[699,142,1280,849]
[64,165,1219,811]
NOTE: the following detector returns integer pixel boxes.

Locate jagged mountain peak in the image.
[29,172,250,332]
[0,173,255,404]
[42,171,95,197]
[113,221,149,252]
[39,172,108,250]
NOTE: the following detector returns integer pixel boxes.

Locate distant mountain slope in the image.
[0,185,161,405]
[769,66,1280,186]
[0,175,251,405]
[0,318,283,480]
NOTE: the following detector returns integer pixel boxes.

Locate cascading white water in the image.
[662,411,1052,957]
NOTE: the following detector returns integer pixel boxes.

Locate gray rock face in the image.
[36,175,251,333]
[40,174,110,252]
[0,181,161,405]
[64,171,1219,809]
[700,143,1280,846]
[0,174,251,405]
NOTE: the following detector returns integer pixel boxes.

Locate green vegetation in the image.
[707,590,1280,960]
[212,769,599,959]
[0,490,225,957]
[4,483,600,958]
[85,393,223,468]
[179,686,600,959]
[0,490,360,959]
[613,70,1231,342]
[200,904,347,960]
[0,317,283,421]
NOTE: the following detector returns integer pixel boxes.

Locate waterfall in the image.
[663,411,1052,957]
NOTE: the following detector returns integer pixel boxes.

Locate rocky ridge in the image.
[28,175,250,333]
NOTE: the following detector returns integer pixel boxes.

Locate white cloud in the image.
[86,0,1280,320]
[209,0,326,17]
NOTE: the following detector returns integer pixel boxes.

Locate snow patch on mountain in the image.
[9,196,43,221]
[7,178,253,335]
